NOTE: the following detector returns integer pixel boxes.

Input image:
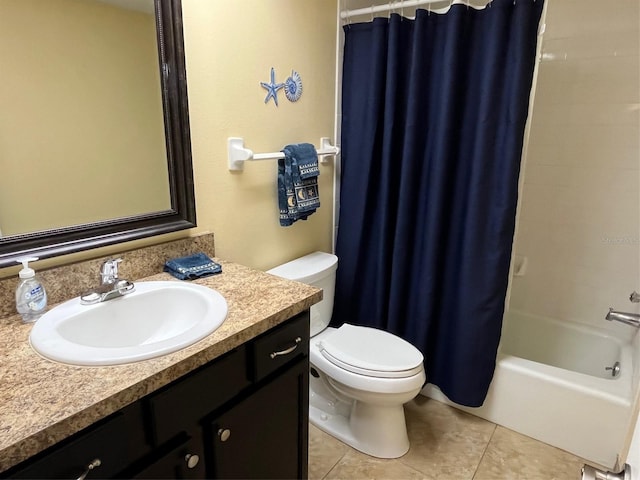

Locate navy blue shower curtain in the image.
[333,0,543,407]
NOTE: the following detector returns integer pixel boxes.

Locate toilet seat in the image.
[318,324,424,379]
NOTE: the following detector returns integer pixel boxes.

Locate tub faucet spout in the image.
[605,308,640,328]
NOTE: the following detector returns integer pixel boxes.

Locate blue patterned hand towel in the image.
[289,143,320,179]
[278,143,320,226]
[164,253,222,280]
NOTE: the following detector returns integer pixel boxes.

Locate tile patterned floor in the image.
[309,396,589,480]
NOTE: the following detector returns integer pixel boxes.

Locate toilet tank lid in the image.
[267,251,338,284]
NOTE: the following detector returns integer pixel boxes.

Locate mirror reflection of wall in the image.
[0,0,170,238]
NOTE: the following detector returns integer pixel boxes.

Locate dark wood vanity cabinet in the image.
[208,357,309,479]
[3,312,310,480]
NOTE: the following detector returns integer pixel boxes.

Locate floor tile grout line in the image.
[398,457,424,477]
[401,460,433,479]
[321,451,348,480]
[470,423,498,480]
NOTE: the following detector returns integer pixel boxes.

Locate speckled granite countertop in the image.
[0,259,321,472]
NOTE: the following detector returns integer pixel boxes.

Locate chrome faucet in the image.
[605,308,640,328]
[81,258,135,305]
[100,258,121,286]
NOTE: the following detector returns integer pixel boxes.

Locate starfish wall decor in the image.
[260,67,284,106]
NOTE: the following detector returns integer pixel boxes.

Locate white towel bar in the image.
[227,137,340,171]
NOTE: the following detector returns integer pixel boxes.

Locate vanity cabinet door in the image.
[206,356,309,479]
[132,434,205,479]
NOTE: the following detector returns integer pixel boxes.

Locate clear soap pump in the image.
[15,257,47,323]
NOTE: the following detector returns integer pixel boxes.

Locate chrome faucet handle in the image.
[100,258,122,285]
[630,291,640,303]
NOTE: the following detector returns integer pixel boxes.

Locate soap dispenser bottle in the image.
[15,257,47,323]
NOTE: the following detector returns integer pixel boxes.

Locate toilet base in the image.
[309,376,411,458]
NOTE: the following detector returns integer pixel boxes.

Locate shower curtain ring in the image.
[344,0,351,28]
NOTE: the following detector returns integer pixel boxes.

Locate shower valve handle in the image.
[629,291,640,303]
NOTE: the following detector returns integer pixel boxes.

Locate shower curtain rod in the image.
[340,0,487,19]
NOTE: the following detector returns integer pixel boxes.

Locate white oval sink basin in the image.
[30,281,227,366]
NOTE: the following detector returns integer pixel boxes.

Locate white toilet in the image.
[268,251,426,458]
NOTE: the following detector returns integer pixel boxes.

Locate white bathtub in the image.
[423,310,635,468]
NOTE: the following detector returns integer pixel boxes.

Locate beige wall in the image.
[182,0,337,270]
[0,0,169,236]
[0,0,337,277]
[509,0,640,334]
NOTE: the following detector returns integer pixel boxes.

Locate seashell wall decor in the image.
[284,70,303,102]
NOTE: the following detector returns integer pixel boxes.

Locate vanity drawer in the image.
[7,402,147,479]
[147,346,249,446]
[250,311,310,382]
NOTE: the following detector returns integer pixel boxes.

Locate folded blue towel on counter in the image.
[278,143,320,226]
[164,253,222,280]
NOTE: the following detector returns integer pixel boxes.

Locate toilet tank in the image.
[267,252,338,337]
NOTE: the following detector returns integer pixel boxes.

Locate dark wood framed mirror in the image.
[0,0,195,268]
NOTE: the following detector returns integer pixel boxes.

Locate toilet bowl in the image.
[268,252,425,458]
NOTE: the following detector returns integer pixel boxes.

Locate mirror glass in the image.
[0,0,195,267]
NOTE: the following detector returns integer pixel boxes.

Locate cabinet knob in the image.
[184,454,200,469]
[218,428,231,442]
[76,458,101,480]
